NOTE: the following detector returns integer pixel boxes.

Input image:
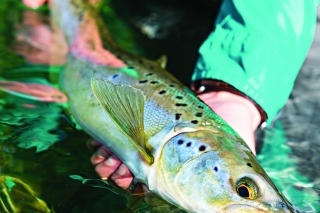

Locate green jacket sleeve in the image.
[192,0,319,124]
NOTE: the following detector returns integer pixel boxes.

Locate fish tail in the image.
[50,0,119,51]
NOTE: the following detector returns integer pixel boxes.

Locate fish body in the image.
[52,0,294,212]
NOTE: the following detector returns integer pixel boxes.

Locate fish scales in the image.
[54,0,296,212]
[65,53,228,140]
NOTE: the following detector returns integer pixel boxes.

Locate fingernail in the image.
[104,156,117,166]
[97,147,107,157]
[116,165,127,176]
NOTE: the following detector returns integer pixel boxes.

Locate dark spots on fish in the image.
[139,59,143,64]
[112,74,119,79]
[195,112,202,117]
[186,142,192,147]
[177,139,184,145]
[159,90,166,95]
[176,96,183,100]
[199,145,206,151]
[191,120,198,124]
[278,202,286,209]
[176,103,187,107]
[149,66,154,70]
[214,166,218,172]
[169,84,175,87]
[198,105,204,109]
[150,81,159,84]
[127,66,134,69]
[139,80,148,84]
[146,73,153,76]
[247,163,252,167]
[175,113,182,120]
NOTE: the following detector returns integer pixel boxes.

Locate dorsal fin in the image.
[156,55,167,68]
[91,78,154,164]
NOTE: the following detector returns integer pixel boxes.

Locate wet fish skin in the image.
[53,0,294,212]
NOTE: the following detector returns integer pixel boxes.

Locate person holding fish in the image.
[88,0,320,191]
[22,0,319,190]
[21,1,318,211]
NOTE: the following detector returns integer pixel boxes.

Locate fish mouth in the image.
[218,202,268,213]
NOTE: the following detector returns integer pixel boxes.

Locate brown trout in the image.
[52,0,295,212]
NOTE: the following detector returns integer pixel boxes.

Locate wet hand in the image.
[88,140,133,189]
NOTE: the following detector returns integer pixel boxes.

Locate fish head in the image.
[156,129,294,213]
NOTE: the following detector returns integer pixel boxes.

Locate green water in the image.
[0,0,319,212]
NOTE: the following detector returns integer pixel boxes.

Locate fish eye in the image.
[236,177,259,200]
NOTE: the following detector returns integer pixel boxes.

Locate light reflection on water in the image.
[0,0,319,212]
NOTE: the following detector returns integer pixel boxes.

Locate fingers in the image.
[94,153,122,179]
[90,145,113,165]
[89,140,134,189]
[110,164,134,189]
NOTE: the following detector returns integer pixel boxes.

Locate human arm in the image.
[193,0,318,124]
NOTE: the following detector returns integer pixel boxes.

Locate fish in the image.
[51,0,295,212]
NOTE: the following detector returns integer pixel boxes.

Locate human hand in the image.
[22,0,124,67]
[14,10,68,65]
[88,140,134,189]
[198,91,261,154]
[89,91,261,189]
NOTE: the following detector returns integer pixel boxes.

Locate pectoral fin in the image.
[91,78,154,164]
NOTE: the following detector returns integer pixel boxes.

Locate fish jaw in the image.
[217,203,269,213]
[218,202,293,213]
[153,130,293,213]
